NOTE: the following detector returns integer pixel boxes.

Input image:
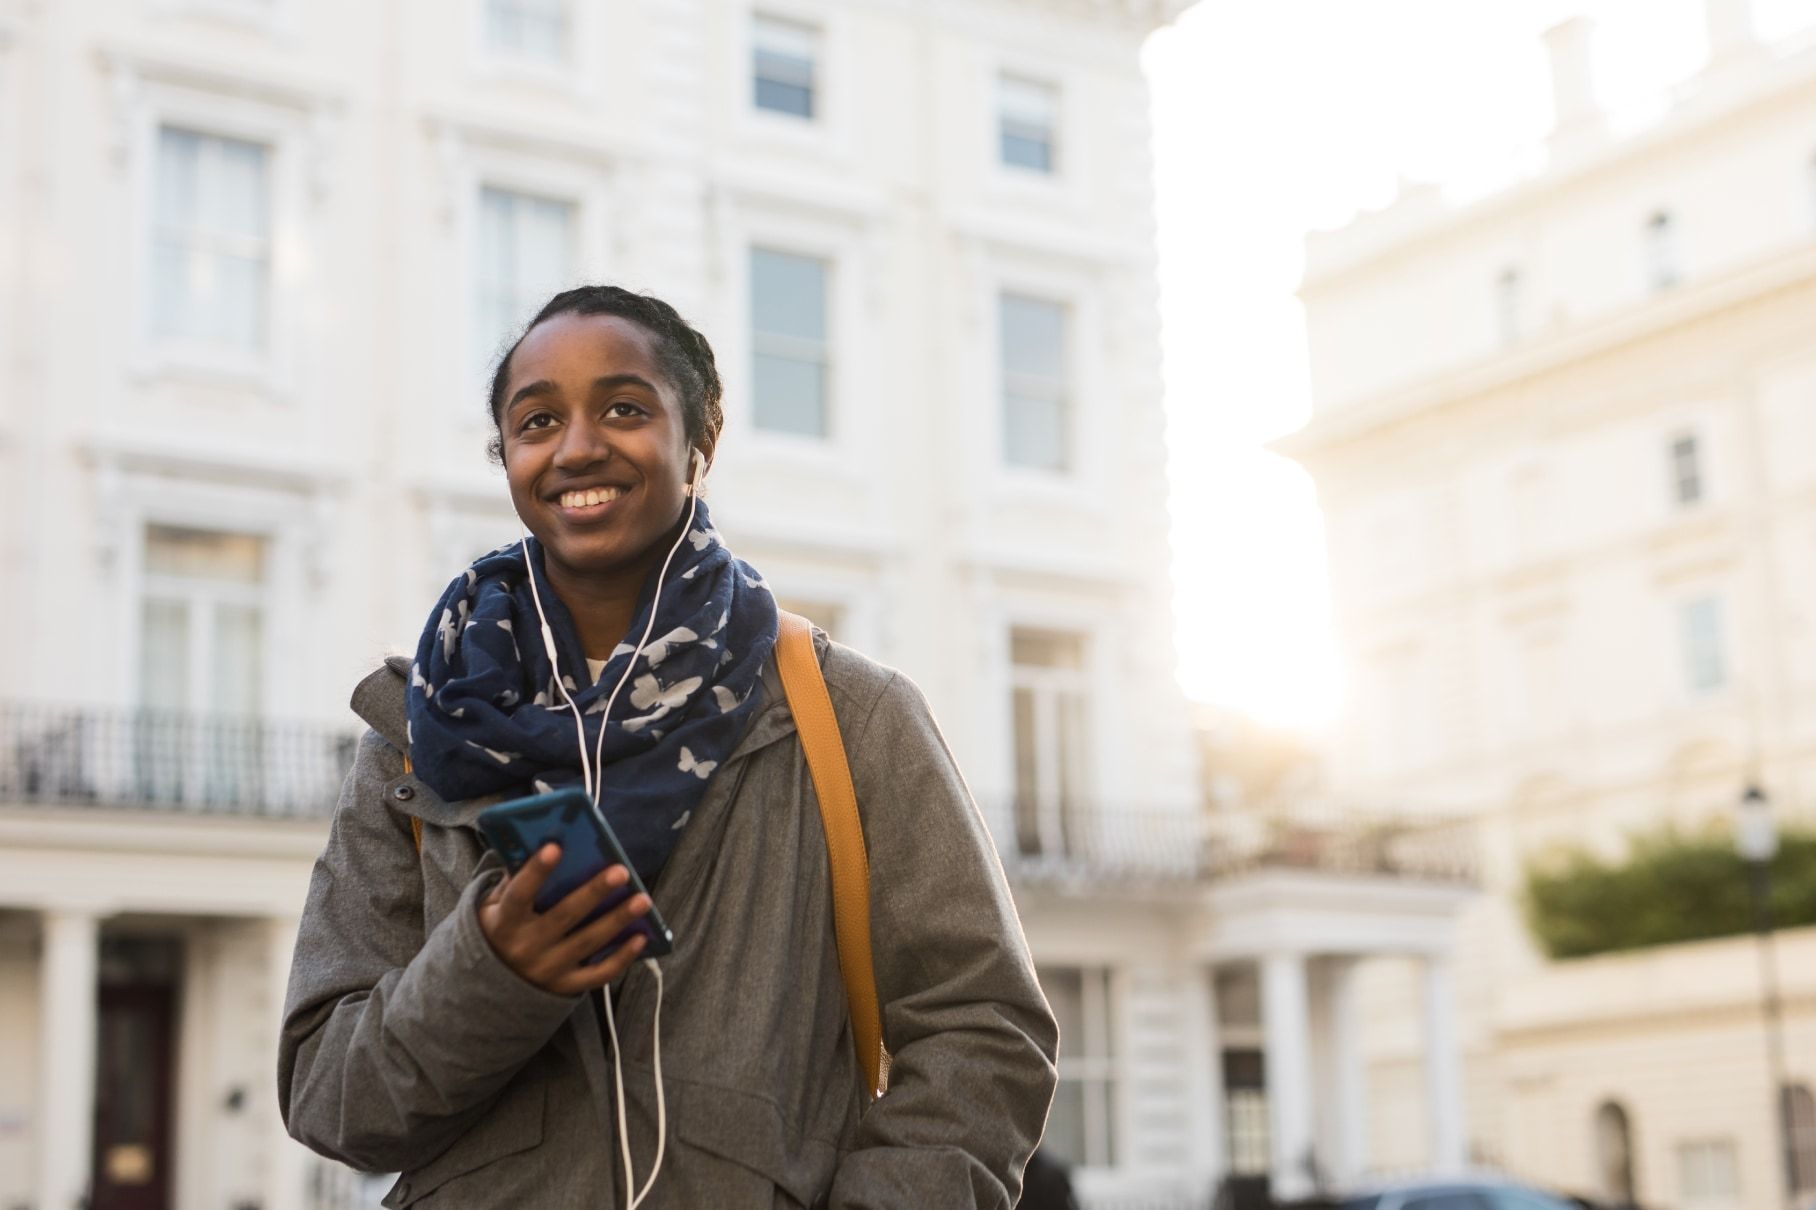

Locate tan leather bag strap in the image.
[401,754,424,851]
[775,610,887,1099]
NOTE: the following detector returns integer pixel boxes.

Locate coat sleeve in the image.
[826,672,1060,1210]
[276,728,582,1173]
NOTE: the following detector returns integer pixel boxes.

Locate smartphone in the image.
[475,786,675,961]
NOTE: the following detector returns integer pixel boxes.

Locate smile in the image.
[556,485,628,514]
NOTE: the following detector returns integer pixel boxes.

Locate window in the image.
[1222,1049,1269,1176]
[1676,1138,1738,1200]
[999,293,1070,472]
[1010,627,1088,859]
[485,0,569,64]
[1495,266,1521,346]
[1679,597,1726,694]
[772,597,842,640]
[476,185,576,368]
[752,15,818,119]
[1668,433,1703,507]
[152,127,271,352]
[998,75,1058,174]
[1646,210,1680,290]
[749,248,831,437]
[1594,1101,1637,1202]
[137,525,268,805]
[1039,967,1116,1168]
[1787,1084,1816,1195]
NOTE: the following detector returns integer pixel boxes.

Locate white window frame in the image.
[719,199,871,474]
[125,78,311,393]
[435,139,611,457]
[1009,625,1091,861]
[1675,1137,1739,1202]
[980,600,1118,855]
[1646,209,1681,291]
[1037,965,1124,1172]
[1678,595,1727,698]
[747,245,835,441]
[732,3,854,161]
[1667,430,1704,509]
[105,475,311,718]
[996,72,1060,178]
[470,0,599,93]
[984,53,1086,211]
[982,259,1108,502]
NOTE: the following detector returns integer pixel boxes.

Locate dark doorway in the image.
[1221,1047,1271,1210]
[92,937,180,1210]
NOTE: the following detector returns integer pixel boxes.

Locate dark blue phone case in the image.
[475,786,675,961]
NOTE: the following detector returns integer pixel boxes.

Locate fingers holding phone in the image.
[479,843,652,995]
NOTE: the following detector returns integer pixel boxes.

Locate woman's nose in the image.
[552,419,612,470]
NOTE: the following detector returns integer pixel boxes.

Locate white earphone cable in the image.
[515,448,701,1207]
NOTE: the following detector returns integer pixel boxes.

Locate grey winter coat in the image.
[278,634,1059,1208]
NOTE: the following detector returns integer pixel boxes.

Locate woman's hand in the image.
[477,844,652,995]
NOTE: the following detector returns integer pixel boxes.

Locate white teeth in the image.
[560,487,624,508]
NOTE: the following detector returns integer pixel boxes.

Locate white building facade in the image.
[1286,1,1816,1203]
[0,2,1470,1207]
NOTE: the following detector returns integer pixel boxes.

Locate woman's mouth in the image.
[555,485,628,518]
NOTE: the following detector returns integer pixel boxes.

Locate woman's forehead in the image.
[511,312,665,384]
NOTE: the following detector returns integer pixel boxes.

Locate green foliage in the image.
[1523,825,1816,960]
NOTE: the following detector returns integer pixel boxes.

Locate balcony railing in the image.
[0,702,1478,887]
[0,701,358,819]
[993,800,1476,888]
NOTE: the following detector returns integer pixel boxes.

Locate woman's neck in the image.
[543,558,659,658]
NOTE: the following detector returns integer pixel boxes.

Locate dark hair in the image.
[486,286,724,466]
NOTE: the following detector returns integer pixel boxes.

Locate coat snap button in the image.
[392,783,416,803]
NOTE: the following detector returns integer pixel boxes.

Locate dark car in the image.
[1340,1177,1585,1210]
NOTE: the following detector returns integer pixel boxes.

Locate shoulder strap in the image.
[774,611,888,1100]
[402,754,423,852]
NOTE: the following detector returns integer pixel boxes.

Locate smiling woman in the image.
[277,284,1059,1209]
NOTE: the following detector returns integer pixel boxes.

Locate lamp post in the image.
[1737,783,1792,1210]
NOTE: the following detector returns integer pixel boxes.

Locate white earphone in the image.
[515,445,706,1208]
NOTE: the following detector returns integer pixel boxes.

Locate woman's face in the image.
[497,312,694,589]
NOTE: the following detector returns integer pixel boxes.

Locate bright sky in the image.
[1145,0,1816,732]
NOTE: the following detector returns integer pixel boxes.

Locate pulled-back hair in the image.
[486,286,724,466]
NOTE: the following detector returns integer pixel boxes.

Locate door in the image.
[91,984,177,1210]
[1221,1048,1271,1210]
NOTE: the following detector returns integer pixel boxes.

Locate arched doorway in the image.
[1594,1100,1636,1205]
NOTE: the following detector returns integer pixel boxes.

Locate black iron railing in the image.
[992,799,1477,887]
[0,702,359,819]
[0,702,1478,885]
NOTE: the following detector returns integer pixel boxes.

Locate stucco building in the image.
[1284,1,1816,1203]
[0,1,1474,1207]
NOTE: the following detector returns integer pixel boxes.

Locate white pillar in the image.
[266,916,307,1210]
[1325,957,1368,1184]
[1183,965,1226,1196]
[1262,953,1314,1200]
[1422,954,1466,1172]
[37,910,99,1210]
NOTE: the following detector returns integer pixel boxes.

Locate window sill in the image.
[129,349,290,403]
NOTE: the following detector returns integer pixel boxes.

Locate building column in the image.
[266,916,306,1210]
[1324,957,1369,1185]
[1262,952,1314,1199]
[37,910,99,1210]
[1422,953,1467,1172]
[1183,964,1227,1196]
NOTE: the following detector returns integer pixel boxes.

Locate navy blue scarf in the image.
[406,501,777,883]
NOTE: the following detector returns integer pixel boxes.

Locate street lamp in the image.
[1737,783,1792,1210]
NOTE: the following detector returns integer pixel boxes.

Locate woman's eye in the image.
[521,413,555,432]
[607,401,644,419]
